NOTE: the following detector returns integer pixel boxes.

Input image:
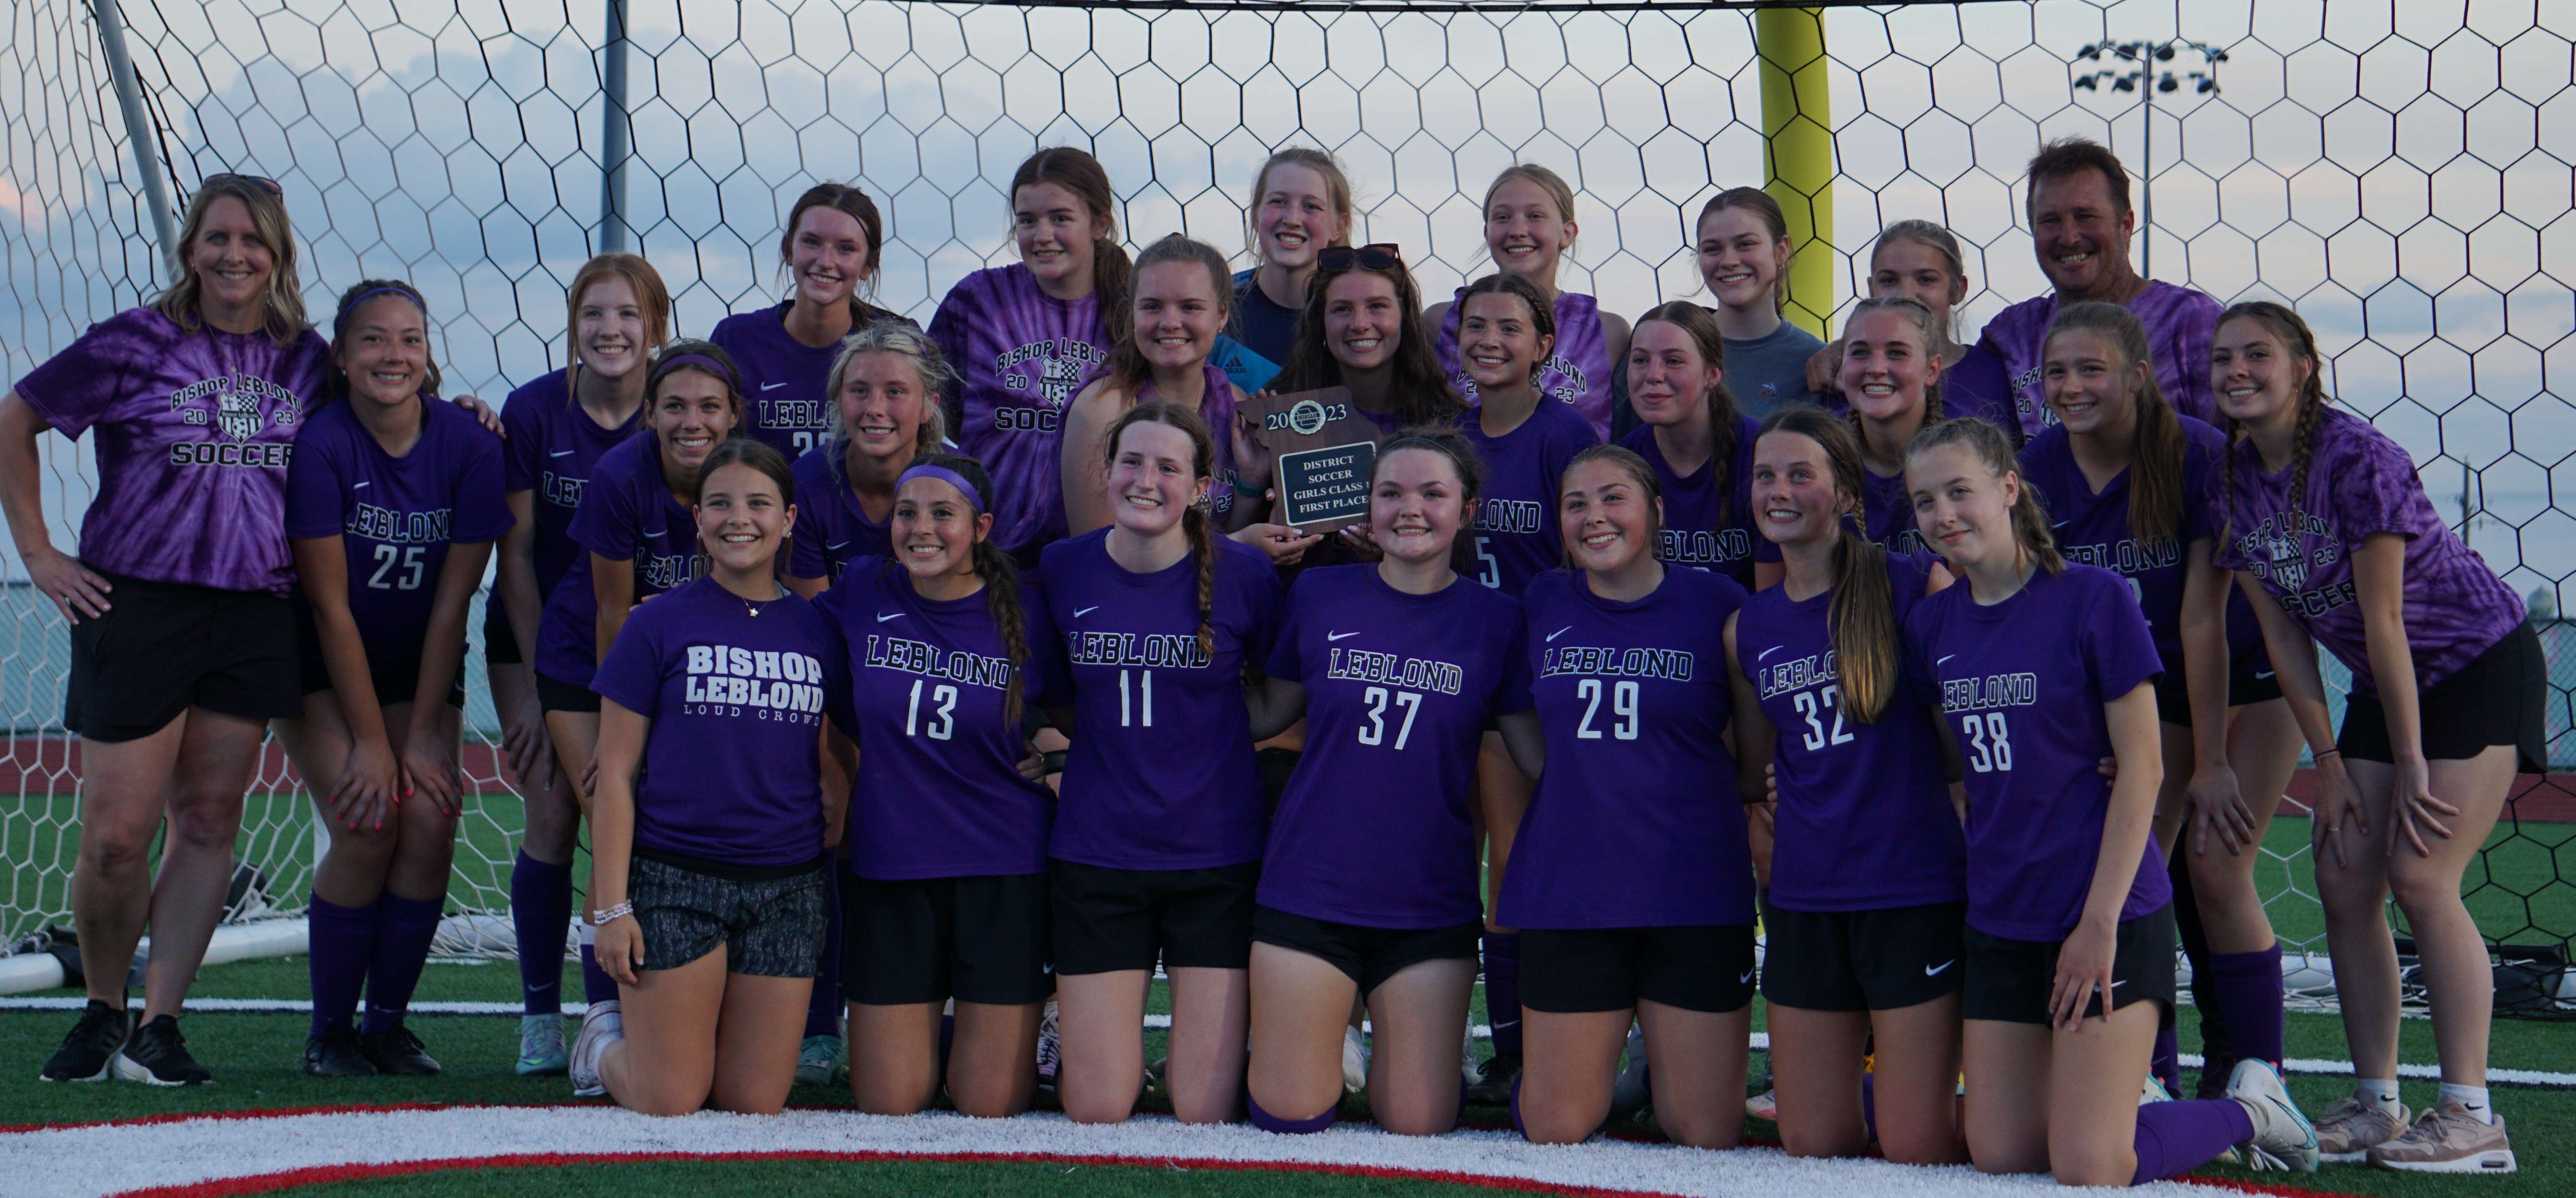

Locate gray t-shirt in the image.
[1723,320,1828,422]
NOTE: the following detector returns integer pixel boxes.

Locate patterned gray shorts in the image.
[629,855,827,978]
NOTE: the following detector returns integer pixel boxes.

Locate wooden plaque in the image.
[1240,386,1385,531]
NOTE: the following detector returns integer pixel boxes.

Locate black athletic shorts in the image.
[1961,903,2176,1028]
[482,600,522,667]
[629,851,829,977]
[1520,924,1757,1015]
[535,671,600,714]
[63,568,298,742]
[2153,652,2284,727]
[844,871,1051,1006]
[294,603,464,709]
[1049,859,1258,975]
[2338,622,2548,773]
[1761,901,1967,1013]
[1251,906,1482,996]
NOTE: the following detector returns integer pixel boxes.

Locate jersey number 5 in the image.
[1575,679,1639,741]
[1793,685,1854,752]
[1962,711,2013,773]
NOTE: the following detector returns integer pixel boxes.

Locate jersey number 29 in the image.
[1575,679,1639,741]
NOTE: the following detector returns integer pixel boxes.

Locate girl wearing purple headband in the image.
[814,451,1059,1118]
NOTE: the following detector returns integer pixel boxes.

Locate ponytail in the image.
[1906,416,2063,576]
[1098,401,1221,657]
[2213,300,2333,546]
[908,451,1028,725]
[1759,407,1901,723]
[2045,301,2186,545]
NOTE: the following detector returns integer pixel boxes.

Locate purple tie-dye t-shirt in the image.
[13,308,331,595]
[1131,361,1241,525]
[2209,407,2525,697]
[928,264,1109,555]
[711,301,919,459]
[284,396,511,667]
[1904,563,2170,941]
[1975,280,2222,437]
[1436,289,1617,439]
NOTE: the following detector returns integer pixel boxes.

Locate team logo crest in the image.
[215,386,264,442]
[2264,531,2308,591]
[1038,354,1082,406]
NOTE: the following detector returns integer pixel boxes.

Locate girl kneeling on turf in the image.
[1242,431,1545,1136]
[1505,445,1757,1150]
[1899,417,2317,1184]
[284,280,511,1077]
[824,453,1056,1118]
[1727,407,1964,1162]
[575,438,848,1116]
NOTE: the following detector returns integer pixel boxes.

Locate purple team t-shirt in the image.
[2019,416,2266,696]
[1259,566,1533,929]
[1622,414,1779,590]
[1905,563,2170,941]
[1943,343,2019,442]
[711,301,918,459]
[816,559,1057,880]
[13,308,331,595]
[1497,566,1757,929]
[1861,464,1924,556]
[786,445,893,584]
[285,397,511,667]
[591,577,842,867]
[1436,289,1617,439]
[1740,552,1965,912]
[1037,529,1285,870]
[2210,407,2525,697]
[534,431,706,687]
[1461,399,1598,599]
[499,370,645,619]
[1975,280,2221,437]
[1131,361,1242,525]
[929,265,1109,555]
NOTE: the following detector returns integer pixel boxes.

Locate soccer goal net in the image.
[1,0,2569,1011]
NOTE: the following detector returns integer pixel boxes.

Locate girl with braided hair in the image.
[1037,402,1286,1125]
[2210,302,2536,1174]
[1839,296,1949,555]
[815,451,1058,1118]
[1900,417,2318,1185]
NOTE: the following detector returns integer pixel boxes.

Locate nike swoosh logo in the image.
[352,481,369,489]
[551,449,577,457]
[1074,606,1099,618]
[2110,979,2129,988]
[642,528,664,538]
[1925,959,1954,976]
[826,540,849,550]
[1757,645,1783,661]
[1489,1018,1520,1030]
[2254,669,2276,679]
[1937,654,1956,666]
[1328,631,1361,641]
[2053,519,2070,529]
[1547,626,1572,642]
[876,612,903,623]
[761,382,788,391]
[1739,969,1755,984]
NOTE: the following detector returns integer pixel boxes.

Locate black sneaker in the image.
[303,1025,377,1077]
[1466,1050,1522,1107]
[359,1023,441,1076]
[39,1000,129,1082]
[113,1015,212,1086]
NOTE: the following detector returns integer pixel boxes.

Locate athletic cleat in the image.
[1745,1088,1778,1121]
[2368,1106,2517,1175]
[1341,1025,1369,1094]
[2314,1096,2411,1162]
[113,1015,211,1086]
[359,1023,441,1076]
[1467,1050,1522,1107]
[569,999,621,1098]
[40,999,129,1082]
[303,1026,377,1077]
[516,1014,568,1076]
[2140,1075,2174,1104]
[1035,999,1061,1095]
[2225,1059,2319,1172]
[796,1034,845,1087]
[1607,1023,1651,1123]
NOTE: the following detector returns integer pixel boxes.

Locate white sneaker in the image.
[2226,1059,2321,1172]
[1035,999,1060,1093]
[1607,1022,1651,1122]
[569,999,622,1098]
[1342,1024,1370,1094]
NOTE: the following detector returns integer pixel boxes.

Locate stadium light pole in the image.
[90,0,180,284]
[2071,39,2225,280]
[1757,7,1835,338]
[597,0,634,254]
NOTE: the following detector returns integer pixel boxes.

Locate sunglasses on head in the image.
[201,172,282,196]
[1316,243,1403,272]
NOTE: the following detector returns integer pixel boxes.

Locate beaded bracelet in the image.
[592,900,635,926]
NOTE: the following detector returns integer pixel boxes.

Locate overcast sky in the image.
[3,0,2570,593]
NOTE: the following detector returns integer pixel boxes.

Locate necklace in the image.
[737,581,786,617]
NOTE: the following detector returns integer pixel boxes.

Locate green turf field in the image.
[256,1160,1515,1197]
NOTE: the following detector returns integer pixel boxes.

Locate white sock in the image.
[2353,1079,2402,1112]
[2437,1083,2494,1124]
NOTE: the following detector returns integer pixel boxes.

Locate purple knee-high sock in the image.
[2208,944,2285,1070]
[1861,1072,1878,1141]
[939,1011,956,1065]
[580,940,617,1005]
[2132,1098,2253,1184]
[510,851,573,1017]
[1246,1093,1336,1134]
[1509,1076,1527,1138]
[361,894,445,1035]
[804,869,845,1039]
[306,894,378,1038]
[1483,933,1524,1057]
[2151,1026,2182,1098]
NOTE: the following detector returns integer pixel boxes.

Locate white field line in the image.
[6,996,2570,1089]
[0,1103,2242,1198]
